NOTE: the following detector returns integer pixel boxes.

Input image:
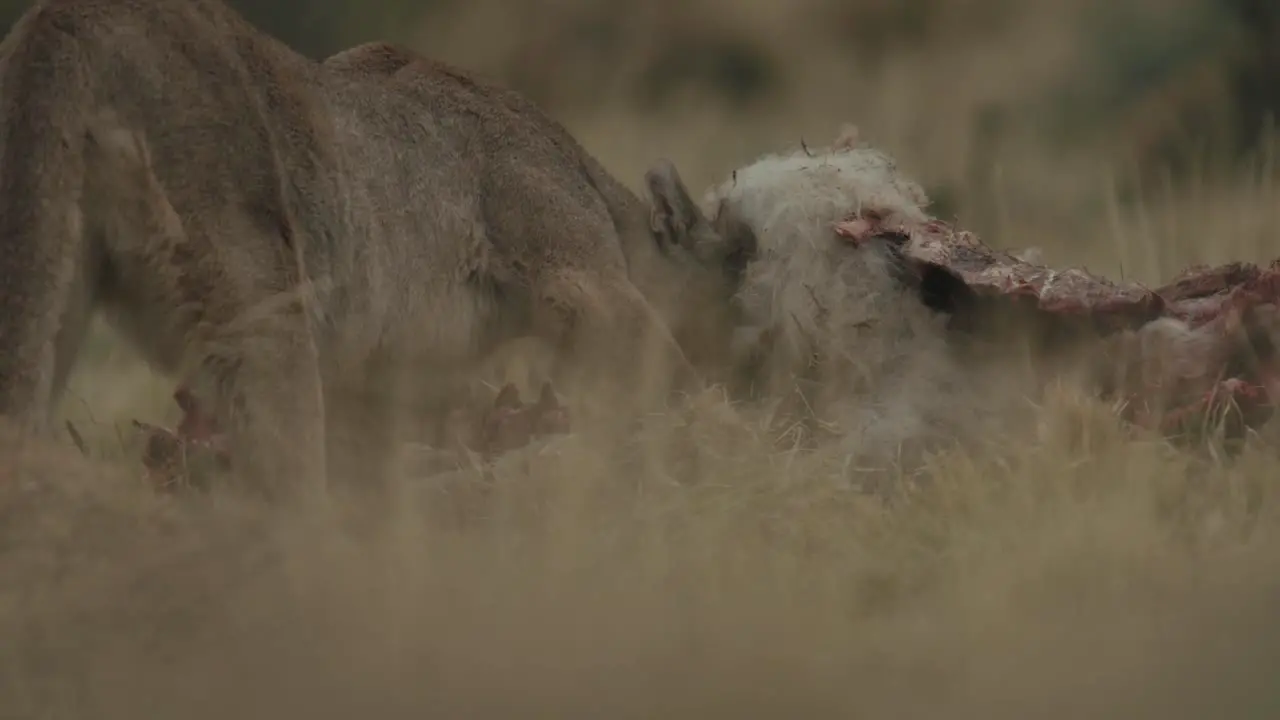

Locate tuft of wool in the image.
[705,130,1031,470]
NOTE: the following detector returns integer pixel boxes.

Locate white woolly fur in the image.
[705,134,1026,470]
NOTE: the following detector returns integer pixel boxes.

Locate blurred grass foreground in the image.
[6,0,1280,717]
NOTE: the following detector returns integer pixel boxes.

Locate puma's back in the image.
[0,1,716,496]
[321,42,726,369]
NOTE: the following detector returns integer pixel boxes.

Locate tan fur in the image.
[0,0,715,503]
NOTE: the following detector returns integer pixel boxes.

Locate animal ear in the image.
[645,158,711,254]
[493,383,522,410]
[535,382,559,410]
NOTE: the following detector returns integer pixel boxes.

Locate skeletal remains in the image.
[696,124,1280,457]
[832,208,1280,438]
[134,124,1280,488]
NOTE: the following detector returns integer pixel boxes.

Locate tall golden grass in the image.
[6,0,1280,716]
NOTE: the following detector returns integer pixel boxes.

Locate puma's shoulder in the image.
[323,41,417,77]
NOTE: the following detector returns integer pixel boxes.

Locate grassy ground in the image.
[13,322,1280,718]
[17,155,1280,718]
[6,0,1280,717]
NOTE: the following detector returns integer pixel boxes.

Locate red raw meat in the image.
[835,211,1280,441]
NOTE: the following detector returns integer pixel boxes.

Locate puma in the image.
[0,0,735,504]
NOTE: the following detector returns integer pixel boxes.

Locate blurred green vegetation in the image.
[0,0,433,57]
[1,0,1279,222]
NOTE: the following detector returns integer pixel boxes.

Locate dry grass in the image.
[6,0,1280,717]
[11,361,1280,717]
